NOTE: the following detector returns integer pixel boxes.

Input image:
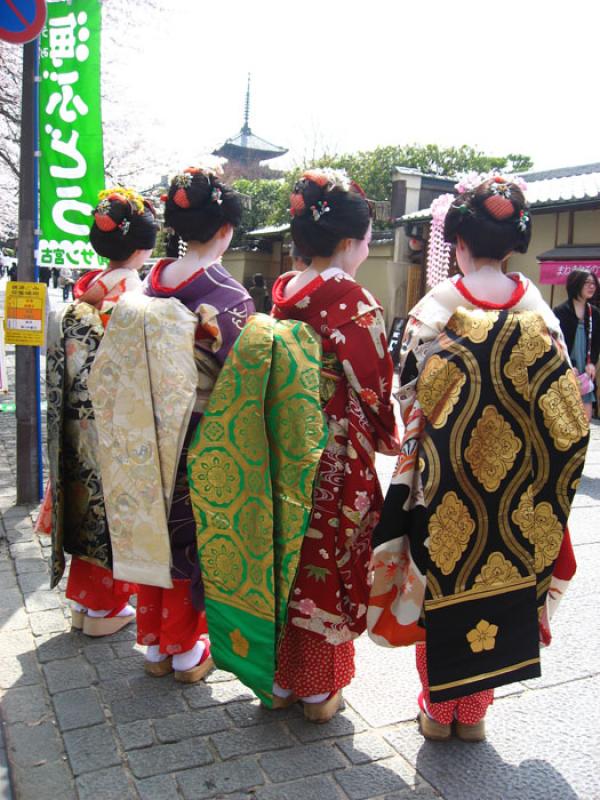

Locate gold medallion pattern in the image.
[447,308,499,343]
[512,488,563,573]
[504,312,552,398]
[428,491,476,575]
[539,372,589,451]
[465,405,522,492]
[474,551,521,587]
[417,355,466,429]
[467,619,499,653]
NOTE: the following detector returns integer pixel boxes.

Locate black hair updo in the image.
[444,177,531,261]
[90,188,158,261]
[164,167,242,243]
[290,168,371,259]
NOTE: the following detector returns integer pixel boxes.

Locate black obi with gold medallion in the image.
[409,307,588,701]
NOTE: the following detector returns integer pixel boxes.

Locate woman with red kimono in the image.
[46,188,157,636]
[269,169,399,721]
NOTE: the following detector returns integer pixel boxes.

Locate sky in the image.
[103,0,600,183]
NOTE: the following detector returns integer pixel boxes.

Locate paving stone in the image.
[108,690,187,723]
[0,606,29,631]
[347,639,421,727]
[82,641,116,664]
[23,590,62,613]
[0,652,41,688]
[226,699,302,728]
[63,723,120,775]
[76,766,137,800]
[10,761,75,800]
[260,742,346,782]
[0,570,17,589]
[335,757,421,800]
[14,558,47,575]
[5,528,35,546]
[136,774,180,800]
[53,687,105,731]
[17,571,50,594]
[29,608,68,636]
[287,707,369,743]
[205,668,237,683]
[0,629,35,657]
[212,722,294,760]
[5,721,63,767]
[43,656,96,694]
[36,633,81,662]
[0,590,24,611]
[176,757,264,799]
[110,640,145,659]
[96,655,144,681]
[154,707,231,743]
[184,678,254,709]
[1,684,50,724]
[127,736,213,779]
[385,679,600,800]
[116,720,154,751]
[338,733,396,765]
[255,775,342,800]
[9,541,41,558]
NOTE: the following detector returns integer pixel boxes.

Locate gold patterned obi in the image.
[320,351,343,406]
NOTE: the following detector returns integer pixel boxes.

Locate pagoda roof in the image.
[213,74,287,163]
[214,126,287,163]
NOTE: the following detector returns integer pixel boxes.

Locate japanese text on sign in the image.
[3,282,47,346]
[38,0,105,270]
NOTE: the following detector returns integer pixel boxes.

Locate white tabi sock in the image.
[145,645,167,663]
[172,640,206,672]
[87,604,135,619]
[272,681,293,699]
[301,692,330,704]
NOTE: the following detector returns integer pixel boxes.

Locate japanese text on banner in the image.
[38,0,106,270]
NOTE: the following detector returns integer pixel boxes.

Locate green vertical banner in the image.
[38,0,105,270]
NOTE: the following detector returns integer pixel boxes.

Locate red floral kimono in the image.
[271,268,399,696]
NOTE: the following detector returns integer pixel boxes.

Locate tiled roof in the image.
[401,163,600,223]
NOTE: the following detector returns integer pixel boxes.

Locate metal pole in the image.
[15,40,40,505]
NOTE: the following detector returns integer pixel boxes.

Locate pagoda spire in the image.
[242,73,251,135]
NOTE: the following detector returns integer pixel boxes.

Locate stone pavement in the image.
[1,323,600,799]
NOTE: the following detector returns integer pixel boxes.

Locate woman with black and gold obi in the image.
[368,176,589,742]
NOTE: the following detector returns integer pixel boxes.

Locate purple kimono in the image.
[145,259,254,603]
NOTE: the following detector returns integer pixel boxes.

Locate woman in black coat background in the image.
[553,269,600,420]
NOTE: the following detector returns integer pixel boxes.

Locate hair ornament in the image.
[303,167,352,192]
[289,192,305,218]
[173,188,191,209]
[174,172,193,189]
[455,171,528,196]
[211,187,223,205]
[489,178,512,199]
[119,219,131,236]
[311,200,330,222]
[518,210,530,232]
[97,187,145,215]
[426,193,455,288]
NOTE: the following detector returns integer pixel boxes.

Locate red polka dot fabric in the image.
[416,642,493,725]
[275,625,355,697]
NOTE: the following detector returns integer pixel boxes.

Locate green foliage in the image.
[232,144,534,240]
[231,178,289,245]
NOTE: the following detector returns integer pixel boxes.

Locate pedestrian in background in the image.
[553,269,600,422]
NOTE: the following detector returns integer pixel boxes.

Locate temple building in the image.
[213,75,287,180]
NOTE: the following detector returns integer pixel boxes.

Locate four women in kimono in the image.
[45,167,588,735]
